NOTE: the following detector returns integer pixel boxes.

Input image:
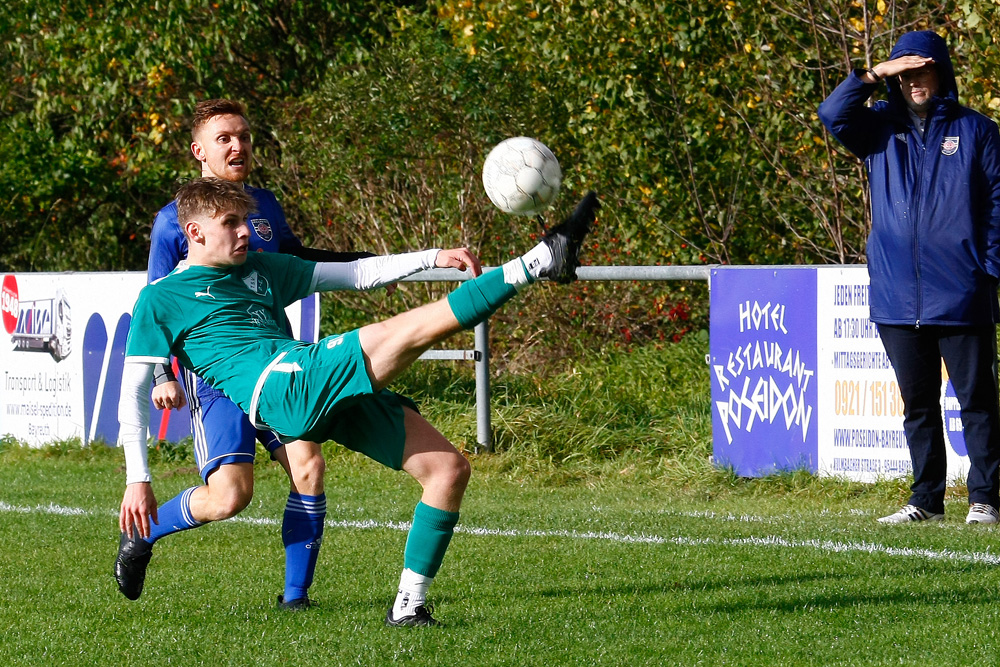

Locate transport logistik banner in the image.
[710,266,970,483]
[0,272,319,447]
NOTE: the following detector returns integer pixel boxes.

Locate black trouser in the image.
[877,324,1000,513]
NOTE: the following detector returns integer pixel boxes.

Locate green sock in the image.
[403,502,460,578]
[447,259,533,329]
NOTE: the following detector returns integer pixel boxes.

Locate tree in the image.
[0,0,401,271]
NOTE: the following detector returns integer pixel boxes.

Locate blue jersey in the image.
[148,185,304,282]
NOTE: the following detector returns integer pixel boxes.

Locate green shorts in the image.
[253,330,417,470]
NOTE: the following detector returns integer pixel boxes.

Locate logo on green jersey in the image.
[242,270,270,296]
[246,304,275,328]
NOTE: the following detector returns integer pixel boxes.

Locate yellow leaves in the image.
[146,109,167,145]
[463,23,474,37]
[989,98,1000,110]
[877,0,887,13]
[146,63,171,89]
[744,42,773,55]
[849,17,865,32]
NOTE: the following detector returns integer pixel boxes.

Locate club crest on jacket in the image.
[250,217,273,241]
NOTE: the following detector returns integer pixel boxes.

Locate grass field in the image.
[3,340,999,665]
[2,444,1000,666]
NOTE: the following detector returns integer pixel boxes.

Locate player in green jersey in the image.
[117,177,598,625]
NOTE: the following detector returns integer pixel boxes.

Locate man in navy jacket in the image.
[819,30,1000,524]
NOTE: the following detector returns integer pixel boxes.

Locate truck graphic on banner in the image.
[11,289,72,361]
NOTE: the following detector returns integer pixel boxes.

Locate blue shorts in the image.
[184,371,282,481]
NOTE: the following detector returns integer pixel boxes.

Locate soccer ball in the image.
[482,137,561,216]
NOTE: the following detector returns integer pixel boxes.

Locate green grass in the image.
[2,339,995,665]
[2,446,1000,666]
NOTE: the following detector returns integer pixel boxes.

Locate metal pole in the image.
[474,319,492,452]
[402,265,717,453]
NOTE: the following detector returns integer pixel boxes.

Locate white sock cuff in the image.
[398,568,433,595]
[502,259,531,290]
[519,241,553,280]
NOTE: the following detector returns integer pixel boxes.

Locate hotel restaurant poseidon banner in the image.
[1,272,318,447]
[710,266,970,483]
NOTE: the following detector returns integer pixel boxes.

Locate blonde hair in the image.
[176,178,255,233]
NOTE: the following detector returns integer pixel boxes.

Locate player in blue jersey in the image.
[124,99,378,612]
[117,178,598,625]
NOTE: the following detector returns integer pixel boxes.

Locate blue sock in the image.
[146,486,203,545]
[282,492,327,602]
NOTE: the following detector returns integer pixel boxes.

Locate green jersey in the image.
[125,252,316,415]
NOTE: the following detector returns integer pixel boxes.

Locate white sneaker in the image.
[965,503,999,525]
[877,505,945,524]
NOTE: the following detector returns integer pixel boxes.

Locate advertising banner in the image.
[1,272,318,447]
[710,267,819,476]
[711,265,970,482]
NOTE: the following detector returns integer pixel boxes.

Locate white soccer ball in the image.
[482,137,562,216]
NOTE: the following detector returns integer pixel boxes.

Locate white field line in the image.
[2,499,998,566]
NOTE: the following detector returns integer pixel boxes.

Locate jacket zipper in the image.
[911,114,929,329]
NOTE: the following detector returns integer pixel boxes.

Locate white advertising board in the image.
[1,272,318,447]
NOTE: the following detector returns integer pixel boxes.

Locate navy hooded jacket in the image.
[818,30,1000,326]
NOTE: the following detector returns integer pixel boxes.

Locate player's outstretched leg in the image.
[360,191,599,392]
[447,190,599,329]
[539,190,600,284]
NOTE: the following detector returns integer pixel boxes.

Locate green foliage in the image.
[2,0,993,351]
[0,0,403,271]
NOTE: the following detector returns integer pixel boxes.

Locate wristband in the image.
[867,67,881,82]
[152,363,176,386]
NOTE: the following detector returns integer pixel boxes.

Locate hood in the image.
[885,30,958,116]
